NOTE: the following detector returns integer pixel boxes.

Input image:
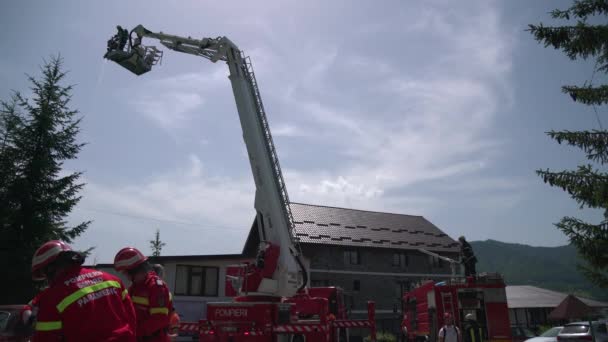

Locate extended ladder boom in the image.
[104,25,304,297]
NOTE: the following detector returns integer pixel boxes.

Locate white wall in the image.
[161,258,249,321]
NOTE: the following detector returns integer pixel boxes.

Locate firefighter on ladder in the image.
[115,247,172,342]
[31,240,137,341]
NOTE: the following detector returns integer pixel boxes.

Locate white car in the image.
[524,327,564,342]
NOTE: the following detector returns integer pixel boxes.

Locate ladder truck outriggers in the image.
[104,25,377,342]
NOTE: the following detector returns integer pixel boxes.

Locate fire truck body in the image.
[199,291,375,341]
[402,274,511,342]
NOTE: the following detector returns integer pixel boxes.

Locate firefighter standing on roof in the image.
[115,247,172,342]
[31,240,137,341]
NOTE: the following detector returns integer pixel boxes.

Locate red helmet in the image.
[444,312,452,319]
[32,240,72,280]
[114,247,148,272]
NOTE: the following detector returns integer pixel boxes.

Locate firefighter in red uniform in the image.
[31,240,137,341]
[17,288,47,337]
[115,247,172,342]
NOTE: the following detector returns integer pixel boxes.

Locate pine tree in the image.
[150,229,166,257]
[529,0,608,288]
[0,56,90,303]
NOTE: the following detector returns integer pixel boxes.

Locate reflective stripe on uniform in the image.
[169,292,173,301]
[132,296,150,306]
[36,321,62,331]
[150,307,169,315]
[122,289,128,300]
[56,280,122,313]
[470,330,476,342]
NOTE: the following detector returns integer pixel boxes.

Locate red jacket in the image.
[129,272,171,341]
[33,266,136,342]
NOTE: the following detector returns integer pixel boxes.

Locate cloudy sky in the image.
[1,0,604,262]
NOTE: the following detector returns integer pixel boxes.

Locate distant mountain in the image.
[470,239,607,301]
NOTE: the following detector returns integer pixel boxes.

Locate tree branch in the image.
[537,165,608,209]
[547,130,608,163]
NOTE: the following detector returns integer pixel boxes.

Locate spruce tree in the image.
[0,56,90,303]
[149,229,166,257]
[529,0,608,288]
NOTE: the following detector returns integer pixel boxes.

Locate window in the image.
[392,252,409,268]
[344,250,360,265]
[429,255,443,268]
[0,311,10,332]
[311,279,330,287]
[395,281,411,298]
[175,265,219,296]
[353,280,361,291]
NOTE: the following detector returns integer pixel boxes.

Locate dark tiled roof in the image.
[243,203,459,255]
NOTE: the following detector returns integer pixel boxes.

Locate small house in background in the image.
[506,285,608,331]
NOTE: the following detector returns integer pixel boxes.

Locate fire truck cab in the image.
[401,273,511,342]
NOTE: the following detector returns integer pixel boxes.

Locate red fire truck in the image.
[401,273,511,342]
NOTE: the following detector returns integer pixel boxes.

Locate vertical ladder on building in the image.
[240,53,300,251]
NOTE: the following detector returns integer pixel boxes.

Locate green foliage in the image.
[538,325,554,335]
[550,0,608,20]
[537,165,608,209]
[563,85,608,105]
[0,56,90,304]
[529,0,608,289]
[149,229,166,257]
[364,331,397,342]
[546,131,608,163]
[472,240,607,300]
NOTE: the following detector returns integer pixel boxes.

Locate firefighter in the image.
[459,236,477,277]
[438,313,461,342]
[463,314,484,342]
[17,288,47,337]
[152,263,180,340]
[31,240,137,341]
[115,247,172,342]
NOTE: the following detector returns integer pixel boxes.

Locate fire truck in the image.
[400,273,512,342]
[104,25,377,341]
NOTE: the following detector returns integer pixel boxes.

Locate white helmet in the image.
[465,313,475,320]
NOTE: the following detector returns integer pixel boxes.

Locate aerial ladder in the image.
[104,25,376,342]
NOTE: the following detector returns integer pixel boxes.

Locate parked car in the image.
[557,321,608,342]
[0,305,31,342]
[524,327,564,342]
[513,326,537,342]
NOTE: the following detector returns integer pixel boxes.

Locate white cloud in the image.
[267,1,516,211]
[71,155,256,261]
[273,123,304,137]
[128,69,228,133]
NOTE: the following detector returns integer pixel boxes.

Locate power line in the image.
[592,105,604,130]
[78,207,249,231]
[588,60,604,129]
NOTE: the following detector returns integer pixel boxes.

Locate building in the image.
[507,285,608,329]
[244,203,461,333]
